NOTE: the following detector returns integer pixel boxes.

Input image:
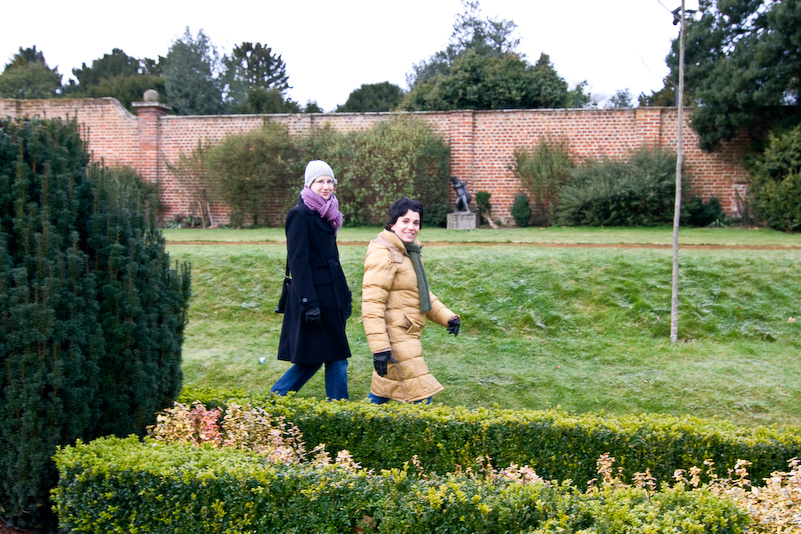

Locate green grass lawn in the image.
[167,226,801,428]
[163,225,801,246]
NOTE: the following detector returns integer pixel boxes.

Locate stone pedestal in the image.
[447,212,480,230]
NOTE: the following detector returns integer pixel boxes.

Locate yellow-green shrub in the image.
[53,436,750,534]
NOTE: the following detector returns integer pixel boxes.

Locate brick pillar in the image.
[132,91,171,185]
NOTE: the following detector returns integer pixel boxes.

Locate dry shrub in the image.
[592,453,801,534]
[148,401,337,466]
[703,458,801,534]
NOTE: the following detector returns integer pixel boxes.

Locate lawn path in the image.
[168,240,801,250]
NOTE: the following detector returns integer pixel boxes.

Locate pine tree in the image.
[163,27,224,115]
[0,116,191,529]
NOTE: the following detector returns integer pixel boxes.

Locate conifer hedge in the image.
[0,116,191,528]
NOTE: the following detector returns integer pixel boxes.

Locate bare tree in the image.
[671,0,688,343]
[164,141,215,228]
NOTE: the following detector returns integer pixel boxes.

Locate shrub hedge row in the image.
[54,436,751,534]
[182,389,801,486]
[556,147,679,227]
[167,116,451,228]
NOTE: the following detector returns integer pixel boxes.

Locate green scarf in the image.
[403,241,432,313]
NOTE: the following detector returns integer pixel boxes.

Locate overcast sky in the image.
[1,0,689,112]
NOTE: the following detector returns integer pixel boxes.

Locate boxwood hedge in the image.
[54,436,751,534]
[181,389,801,486]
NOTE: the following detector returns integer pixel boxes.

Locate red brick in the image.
[0,99,750,223]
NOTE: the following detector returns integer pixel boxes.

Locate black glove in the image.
[447,317,461,337]
[305,307,321,325]
[373,351,391,377]
[344,301,352,320]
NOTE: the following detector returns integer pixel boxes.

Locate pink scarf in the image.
[300,187,343,234]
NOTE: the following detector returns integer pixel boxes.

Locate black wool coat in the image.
[277,198,352,364]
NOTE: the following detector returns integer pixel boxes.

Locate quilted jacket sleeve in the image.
[361,247,396,354]
[426,291,455,327]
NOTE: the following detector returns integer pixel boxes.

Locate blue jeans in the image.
[367,392,432,405]
[271,359,349,400]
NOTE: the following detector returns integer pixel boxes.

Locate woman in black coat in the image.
[272,160,352,400]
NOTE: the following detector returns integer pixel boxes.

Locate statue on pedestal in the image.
[450,175,472,212]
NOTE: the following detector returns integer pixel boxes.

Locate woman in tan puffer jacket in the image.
[362,197,461,404]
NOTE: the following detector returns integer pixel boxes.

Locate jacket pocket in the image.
[401,314,422,335]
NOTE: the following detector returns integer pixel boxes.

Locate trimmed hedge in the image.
[181,389,801,486]
[54,436,750,534]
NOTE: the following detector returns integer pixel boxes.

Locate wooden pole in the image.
[670,0,686,343]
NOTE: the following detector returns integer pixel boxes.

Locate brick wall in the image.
[1,97,750,224]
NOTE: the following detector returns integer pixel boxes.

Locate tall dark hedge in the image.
[748,124,801,232]
[556,146,681,227]
[0,116,191,528]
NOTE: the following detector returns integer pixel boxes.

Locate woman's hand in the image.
[305,307,321,324]
[373,351,391,376]
[447,316,461,337]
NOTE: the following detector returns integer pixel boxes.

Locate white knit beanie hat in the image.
[304,160,337,187]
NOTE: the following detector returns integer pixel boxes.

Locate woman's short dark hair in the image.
[385,197,424,231]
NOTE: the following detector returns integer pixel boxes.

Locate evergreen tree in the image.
[566,81,594,109]
[608,88,634,108]
[748,124,801,232]
[664,0,801,150]
[408,0,520,88]
[402,1,586,112]
[163,27,224,115]
[402,51,572,111]
[62,48,165,110]
[222,42,295,114]
[78,73,166,110]
[638,75,676,107]
[3,46,47,71]
[0,46,62,98]
[70,48,140,88]
[303,100,323,113]
[226,42,289,93]
[0,117,191,529]
[337,82,405,112]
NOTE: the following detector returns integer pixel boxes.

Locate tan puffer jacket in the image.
[362,230,456,402]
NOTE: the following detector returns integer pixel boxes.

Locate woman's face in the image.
[309,175,335,200]
[390,209,421,243]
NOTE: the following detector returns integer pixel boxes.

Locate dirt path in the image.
[168,240,801,250]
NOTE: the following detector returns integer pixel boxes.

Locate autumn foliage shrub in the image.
[147,401,313,464]
[693,457,801,533]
